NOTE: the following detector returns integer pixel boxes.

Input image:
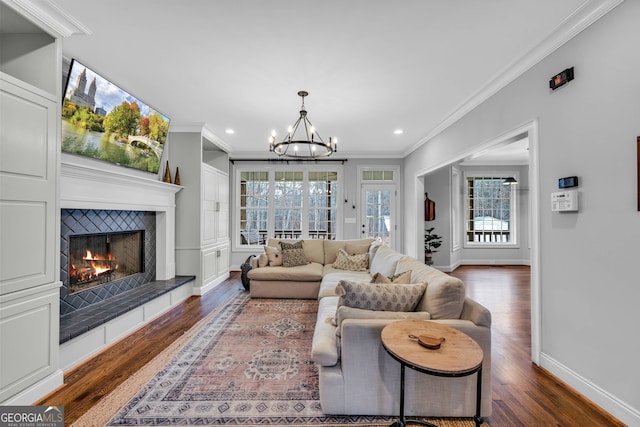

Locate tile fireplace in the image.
[60,209,156,315]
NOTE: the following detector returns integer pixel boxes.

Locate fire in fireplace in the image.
[69,231,144,294]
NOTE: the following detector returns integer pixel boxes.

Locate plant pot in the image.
[424,252,433,266]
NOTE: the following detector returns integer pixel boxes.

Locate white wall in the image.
[403,1,639,424]
[423,167,452,269]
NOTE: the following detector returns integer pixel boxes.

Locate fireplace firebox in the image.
[69,231,144,294]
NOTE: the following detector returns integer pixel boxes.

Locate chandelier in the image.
[269,91,337,158]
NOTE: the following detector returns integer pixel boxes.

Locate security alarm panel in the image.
[551,190,578,212]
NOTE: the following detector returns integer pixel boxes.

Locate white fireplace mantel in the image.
[61,158,182,280]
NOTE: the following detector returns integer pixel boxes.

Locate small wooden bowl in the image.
[408,333,446,350]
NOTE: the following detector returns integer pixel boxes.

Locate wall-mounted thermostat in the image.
[558,176,578,189]
[551,189,579,212]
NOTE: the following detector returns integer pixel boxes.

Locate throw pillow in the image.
[334,279,426,313]
[264,245,283,267]
[279,240,303,251]
[371,270,412,284]
[279,240,307,267]
[257,253,269,268]
[333,249,369,271]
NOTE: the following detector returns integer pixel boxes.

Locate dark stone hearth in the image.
[59,276,195,344]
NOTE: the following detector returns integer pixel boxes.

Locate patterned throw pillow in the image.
[280,240,307,267]
[333,249,369,271]
[335,279,426,313]
[264,246,283,267]
[371,270,412,284]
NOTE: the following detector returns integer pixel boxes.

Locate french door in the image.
[360,184,397,249]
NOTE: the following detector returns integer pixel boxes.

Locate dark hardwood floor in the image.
[38,266,624,426]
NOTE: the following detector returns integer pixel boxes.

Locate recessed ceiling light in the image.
[394,129,404,135]
[225,129,235,134]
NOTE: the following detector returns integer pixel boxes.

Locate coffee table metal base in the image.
[389,363,484,427]
[389,364,438,427]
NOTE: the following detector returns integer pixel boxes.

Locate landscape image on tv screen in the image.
[62,59,170,174]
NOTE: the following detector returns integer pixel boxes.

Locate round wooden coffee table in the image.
[381,320,484,427]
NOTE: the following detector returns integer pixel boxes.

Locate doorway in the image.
[414,119,540,365]
[360,184,397,249]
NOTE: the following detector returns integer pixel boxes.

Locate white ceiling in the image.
[38,0,598,158]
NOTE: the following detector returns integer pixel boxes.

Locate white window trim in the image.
[463,170,519,249]
[451,166,462,252]
[233,163,344,252]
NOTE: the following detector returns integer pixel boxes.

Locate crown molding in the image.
[402,0,625,158]
[169,122,232,153]
[4,0,92,37]
[202,125,233,153]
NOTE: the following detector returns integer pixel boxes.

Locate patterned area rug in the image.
[75,290,481,426]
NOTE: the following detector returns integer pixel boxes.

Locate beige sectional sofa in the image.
[246,238,492,418]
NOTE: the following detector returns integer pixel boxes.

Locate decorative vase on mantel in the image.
[174,167,181,185]
[163,160,171,183]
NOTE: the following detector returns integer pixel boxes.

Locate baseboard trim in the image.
[540,352,639,426]
[437,259,531,272]
[193,273,230,296]
[3,369,63,405]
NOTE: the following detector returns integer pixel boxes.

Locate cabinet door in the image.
[201,166,218,244]
[216,173,229,240]
[0,77,59,295]
[201,246,219,285]
[216,242,230,277]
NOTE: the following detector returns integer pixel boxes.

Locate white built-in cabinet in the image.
[172,129,230,295]
[0,1,64,404]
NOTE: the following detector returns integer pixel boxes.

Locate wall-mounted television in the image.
[62,59,170,174]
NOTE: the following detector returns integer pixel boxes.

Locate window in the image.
[236,166,341,247]
[239,172,269,245]
[465,175,516,246]
[308,171,338,239]
[361,170,394,181]
[274,171,304,238]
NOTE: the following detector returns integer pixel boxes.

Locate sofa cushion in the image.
[335,305,431,336]
[369,245,404,277]
[311,296,341,366]
[332,249,368,272]
[335,280,426,313]
[345,241,371,255]
[371,270,412,284]
[264,246,283,266]
[395,256,466,319]
[324,239,374,265]
[247,262,324,281]
[368,239,383,268]
[302,239,325,264]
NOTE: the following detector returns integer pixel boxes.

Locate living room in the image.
[1,1,639,426]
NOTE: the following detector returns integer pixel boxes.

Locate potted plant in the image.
[424,227,442,266]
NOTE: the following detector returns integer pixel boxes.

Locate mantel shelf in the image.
[61,159,182,212]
